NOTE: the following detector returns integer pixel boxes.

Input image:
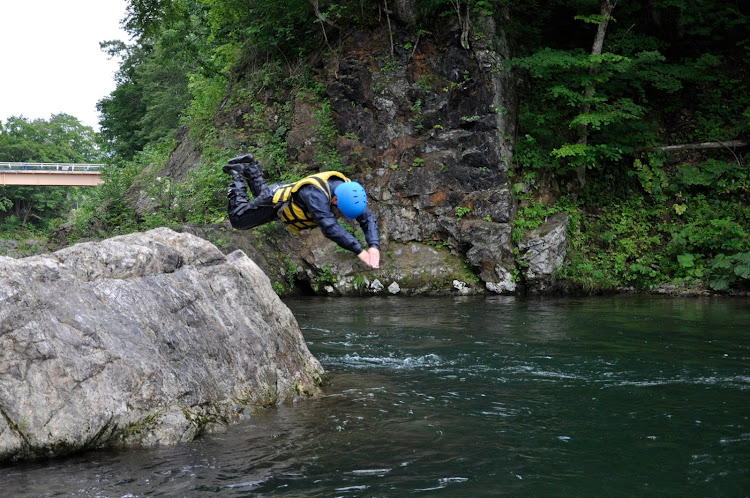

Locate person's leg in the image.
[227,172,251,217]
[226,172,278,230]
[224,154,268,198]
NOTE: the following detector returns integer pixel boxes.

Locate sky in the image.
[0,0,130,130]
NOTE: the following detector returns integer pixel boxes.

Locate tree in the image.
[507,0,718,179]
[0,115,102,231]
[98,40,149,161]
[574,0,617,186]
[0,114,100,163]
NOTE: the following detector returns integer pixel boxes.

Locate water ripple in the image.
[326,353,445,369]
[3,296,748,497]
[348,468,392,475]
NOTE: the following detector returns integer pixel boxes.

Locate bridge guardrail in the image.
[0,162,105,172]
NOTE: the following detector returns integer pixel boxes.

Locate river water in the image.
[2,296,749,496]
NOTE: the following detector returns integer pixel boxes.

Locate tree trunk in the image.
[449,0,471,49]
[657,140,748,152]
[576,0,617,186]
[308,0,335,50]
[383,0,394,56]
[579,0,617,145]
[14,198,31,228]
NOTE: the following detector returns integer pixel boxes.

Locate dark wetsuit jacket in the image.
[294,177,380,254]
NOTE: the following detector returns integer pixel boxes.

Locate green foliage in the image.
[560,197,667,289]
[507,0,749,178]
[185,72,228,136]
[677,159,749,194]
[70,154,149,240]
[313,264,336,291]
[272,281,286,295]
[513,134,559,172]
[508,47,657,173]
[98,42,150,160]
[409,99,424,130]
[0,115,102,233]
[633,156,670,202]
[100,0,217,160]
[562,157,750,292]
[416,0,499,30]
[312,98,347,174]
[0,196,12,214]
[0,114,101,163]
[707,253,750,292]
[46,0,749,299]
[502,1,749,293]
[0,186,71,232]
[455,206,472,220]
[97,77,148,160]
[73,137,231,237]
[181,159,229,225]
[239,98,295,183]
[285,257,298,290]
[136,48,191,144]
[512,200,566,243]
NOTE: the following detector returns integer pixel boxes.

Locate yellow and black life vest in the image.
[272,171,351,232]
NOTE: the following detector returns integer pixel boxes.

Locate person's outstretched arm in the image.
[299,186,380,267]
[355,210,380,268]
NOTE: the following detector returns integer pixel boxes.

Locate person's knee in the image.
[229,213,250,230]
[228,203,276,231]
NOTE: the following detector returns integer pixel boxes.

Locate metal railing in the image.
[0,162,105,172]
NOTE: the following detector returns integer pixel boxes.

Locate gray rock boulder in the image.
[518,212,569,293]
[0,227,324,463]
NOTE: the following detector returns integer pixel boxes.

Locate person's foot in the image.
[222,163,247,176]
[223,153,261,177]
[228,153,256,165]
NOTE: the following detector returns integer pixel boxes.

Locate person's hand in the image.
[357,250,371,267]
[357,251,375,268]
[356,248,380,268]
[367,247,380,269]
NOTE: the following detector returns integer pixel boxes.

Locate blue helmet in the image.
[334,181,368,219]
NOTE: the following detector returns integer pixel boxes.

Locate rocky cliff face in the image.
[0,228,324,463]
[135,23,568,296]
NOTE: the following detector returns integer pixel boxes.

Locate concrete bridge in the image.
[0,162,104,186]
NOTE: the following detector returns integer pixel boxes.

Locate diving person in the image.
[223,154,381,269]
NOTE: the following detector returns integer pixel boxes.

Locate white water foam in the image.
[348,468,392,475]
[329,353,445,369]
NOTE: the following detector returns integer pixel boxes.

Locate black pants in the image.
[227,169,285,230]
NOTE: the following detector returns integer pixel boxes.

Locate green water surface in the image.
[3,296,748,496]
